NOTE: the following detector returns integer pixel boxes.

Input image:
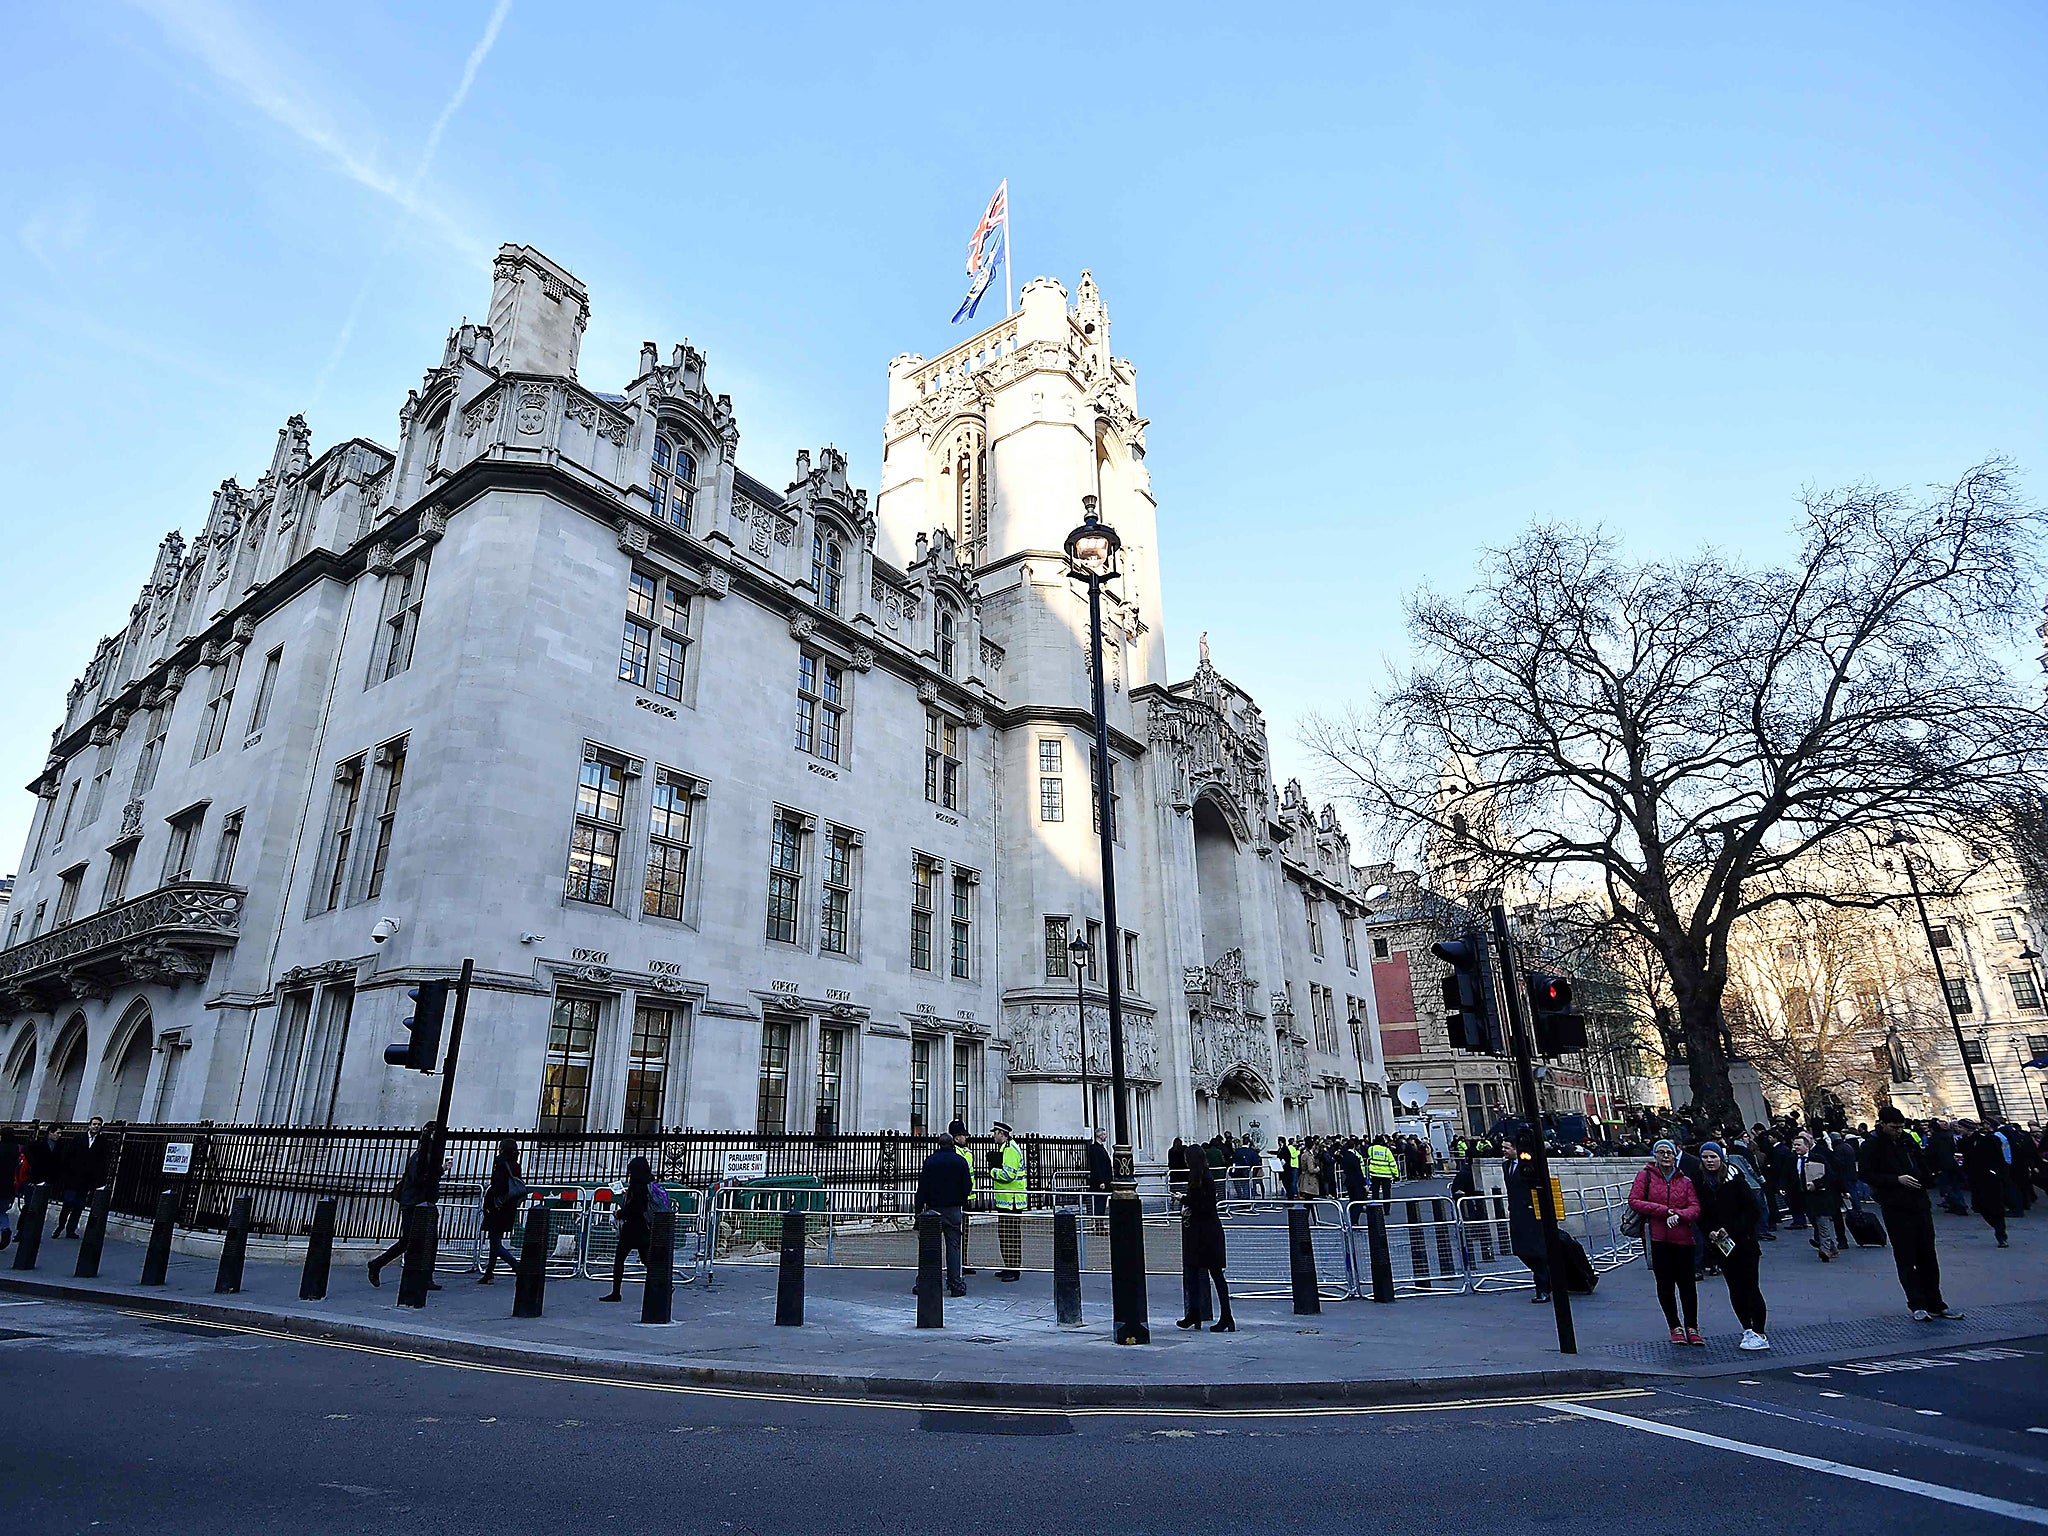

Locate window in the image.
[1090,750,1121,839]
[194,650,240,761]
[374,555,428,683]
[952,1040,978,1128]
[621,571,689,700]
[756,1018,792,1133]
[1342,914,1359,970]
[1929,925,1954,950]
[212,810,244,884]
[2027,1033,2048,1057]
[795,652,845,763]
[1944,977,1973,1014]
[911,854,937,970]
[53,868,84,927]
[1045,916,1072,978]
[29,902,45,939]
[925,714,961,810]
[949,869,976,979]
[296,984,355,1126]
[102,843,136,908]
[132,708,167,798]
[82,745,112,828]
[1311,986,1339,1054]
[650,437,696,531]
[2011,973,2043,1011]
[1373,935,1391,962]
[623,1006,674,1135]
[318,760,362,911]
[6,913,19,948]
[1085,919,1104,983]
[767,811,805,944]
[937,607,958,677]
[365,743,405,899]
[1123,930,1141,995]
[1994,915,2019,941]
[164,805,206,885]
[815,1026,846,1135]
[568,756,626,905]
[811,529,845,614]
[247,647,282,735]
[1305,893,1324,958]
[1038,738,1064,821]
[821,826,857,955]
[260,992,314,1123]
[538,995,600,1133]
[643,771,694,920]
[910,1038,933,1136]
[1961,1037,1987,1065]
[53,780,80,847]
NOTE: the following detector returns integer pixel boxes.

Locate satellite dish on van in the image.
[1396,1082,1430,1110]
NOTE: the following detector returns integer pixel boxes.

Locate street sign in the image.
[721,1150,768,1182]
[162,1143,193,1174]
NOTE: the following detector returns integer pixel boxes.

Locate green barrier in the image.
[727,1176,824,1248]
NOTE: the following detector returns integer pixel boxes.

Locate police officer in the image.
[989,1120,1028,1281]
[1367,1137,1399,1201]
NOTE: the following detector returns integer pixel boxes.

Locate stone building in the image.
[0,245,1392,1148]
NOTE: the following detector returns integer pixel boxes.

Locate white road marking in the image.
[0,1300,47,1307]
[1820,1391,1846,1399]
[1554,1401,2048,1528]
[1917,1410,1944,1417]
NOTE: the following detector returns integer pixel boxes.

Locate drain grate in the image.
[919,1410,1075,1435]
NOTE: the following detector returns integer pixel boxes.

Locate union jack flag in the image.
[965,180,1007,274]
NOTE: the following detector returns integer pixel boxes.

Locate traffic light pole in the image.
[428,958,475,1178]
[1489,905,1576,1355]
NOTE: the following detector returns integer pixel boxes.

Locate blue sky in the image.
[2,2,2043,867]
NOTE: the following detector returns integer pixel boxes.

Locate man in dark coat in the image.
[54,1116,111,1237]
[25,1124,62,1189]
[1926,1120,1969,1213]
[1959,1122,2009,1247]
[367,1125,443,1290]
[912,1119,973,1297]
[1084,1128,1113,1217]
[1339,1140,1369,1210]
[1862,1108,1962,1320]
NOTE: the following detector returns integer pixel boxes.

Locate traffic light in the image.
[1432,932,1498,1053]
[1526,972,1586,1057]
[384,980,450,1072]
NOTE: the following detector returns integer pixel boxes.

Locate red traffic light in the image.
[1536,975,1572,1008]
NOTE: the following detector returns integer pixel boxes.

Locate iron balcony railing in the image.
[0,881,244,1014]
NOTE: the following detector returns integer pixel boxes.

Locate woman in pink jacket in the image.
[1630,1139,1703,1345]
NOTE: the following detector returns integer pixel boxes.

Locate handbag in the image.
[1620,1207,1644,1239]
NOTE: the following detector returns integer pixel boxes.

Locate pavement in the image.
[5,1196,2046,1408]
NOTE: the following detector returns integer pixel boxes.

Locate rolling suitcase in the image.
[1846,1208,1887,1248]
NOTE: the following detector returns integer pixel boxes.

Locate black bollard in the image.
[915,1212,944,1329]
[300,1198,336,1301]
[1053,1208,1083,1326]
[214,1194,252,1294]
[774,1208,805,1327]
[1287,1203,1322,1315]
[641,1209,675,1325]
[396,1204,438,1308]
[74,1186,112,1278]
[1405,1199,1431,1290]
[1365,1202,1396,1303]
[139,1189,176,1285]
[10,1185,48,1271]
[512,1202,548,1319]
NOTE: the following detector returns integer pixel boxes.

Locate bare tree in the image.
[1309,462,2048,1133]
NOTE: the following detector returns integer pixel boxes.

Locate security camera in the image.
[519,932,546,945]
[370,917,401,945]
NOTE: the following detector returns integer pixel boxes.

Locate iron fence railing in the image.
[2,1121,1091,1243]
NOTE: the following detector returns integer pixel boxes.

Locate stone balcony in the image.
[0,882,244,1017]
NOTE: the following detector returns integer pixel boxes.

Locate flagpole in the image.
[1003,179,1014,318]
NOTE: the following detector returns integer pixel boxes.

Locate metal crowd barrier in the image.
[1459,1183,1639,1293]
[426,1183,713,1285]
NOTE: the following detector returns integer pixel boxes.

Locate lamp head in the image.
[1064,497,1121,580]
[1069,935,1091,964]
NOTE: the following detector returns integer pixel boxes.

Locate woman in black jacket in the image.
[1176,1154,1236,1332]
[479,1136,523,1283]
[600,1155,655,1302]
[1697,1142,1769,1351]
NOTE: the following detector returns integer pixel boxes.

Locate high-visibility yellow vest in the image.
[1367,1144,1399,1181]
[989,1142,1028,1210]
[1287,1144,1300,1169]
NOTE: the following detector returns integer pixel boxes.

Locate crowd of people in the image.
[1163,1131,1438,1205]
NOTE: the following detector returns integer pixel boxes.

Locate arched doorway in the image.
[2,1028,35,1120]
[41,1015,88,1123]
[1191,798,1244,961]
[99,1001,153,1123]
[1216,1066,1274,1142]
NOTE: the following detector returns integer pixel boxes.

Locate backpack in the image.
[647,1181,672,1215]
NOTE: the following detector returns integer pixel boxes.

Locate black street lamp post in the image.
[1071,933,1094,1133]
[1065,496,1149,1345]
[1347,1009,1370,1135]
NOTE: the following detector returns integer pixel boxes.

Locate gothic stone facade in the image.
[0,245,1393,1150]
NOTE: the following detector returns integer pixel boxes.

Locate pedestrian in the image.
[1959,1122,2009,1248]
[26,1123,62,1192]
[1175,1150,1236,1333]
[912,1119,973,1298]
[1340,1139,1369,1213]
[1503,1136,1552,1303]
[479,1136,525,1282]
[1277,1136,1300,1200]
[1167,1137,1189,1203]
[1792,1132,1840,1261]
[1697,1142,1770,1351]
[1927,1120,1970,1214]
[0,1126,19,1252]
[1084,1127,1113,1219]
[1629,1138,1703,1345]
[600,1155,657,1302]
[367,1125,443,1290]
[1317,1140,1340,1203]
[1861,1106,1964,1321]
[988,1120,1028,1281]
[1367,1137,1399,1201]
[55,1117,110,1238]
[1230,1135,1259,1200]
